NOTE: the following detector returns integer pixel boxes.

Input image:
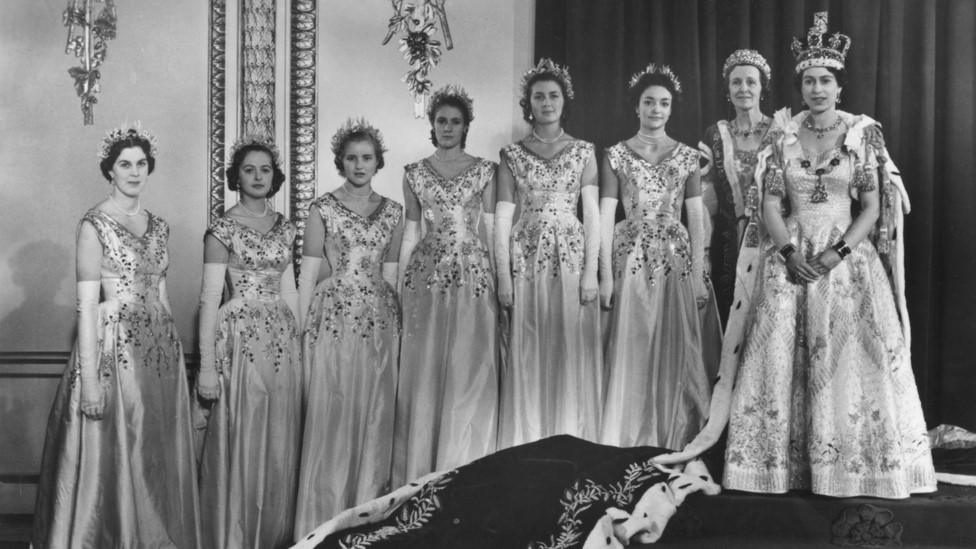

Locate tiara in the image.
[628,63,682,95]
[330,117,387,157]
[427,84,474,121]
[520,58,575,100]
[228,135,281,166]
[97,122,158,160]
[791,11,851,73]
[722,49,771,81]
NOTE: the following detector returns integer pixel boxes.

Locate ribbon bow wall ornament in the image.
[382,0,453,118]
[63,0,117,125]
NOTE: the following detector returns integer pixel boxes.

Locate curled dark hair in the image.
[793,66,848,93]
[519,74,572,123]
[333,132,386,175]
[628,73,682,110]
[724,63,771,103]
[226,144,286,198]
[428,96,472,149]
[99,137,156,181]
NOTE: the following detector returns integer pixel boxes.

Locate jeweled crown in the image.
[791,11,851,73]
[427,84,475,121]
[228,134,281,166]
[628,63,682,95]
[97,122,158,160]
[722,49,771,81]
[520,58,575,100]
[330,118,387,157]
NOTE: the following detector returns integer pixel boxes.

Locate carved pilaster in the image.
[207,0,227,224]
[290,0,317,272]
[241,0,276,139]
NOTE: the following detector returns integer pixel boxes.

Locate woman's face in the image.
[636,85,672,132]
[433,105,467,150]
[728,65,762,111]
[801,67,841,114]
[238,150,274,199]
[109,146,149,197]
[529,79,564,125]
[342,139,378,187]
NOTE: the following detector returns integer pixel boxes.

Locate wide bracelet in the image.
[832,239,852,259]
[778,243,797,261]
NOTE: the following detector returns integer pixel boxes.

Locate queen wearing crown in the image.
[392,85,500,485]
[195,136,302,548]
[599,64,718,449]
[32,126,200,548]
[709,12,936,498]
[294,119,404,534]
[495,59,604,447]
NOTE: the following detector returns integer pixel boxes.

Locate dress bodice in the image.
[82,209,169,304]
[207,214,295,302]
[403,158,496,295]
[313,192,402,283]
[606,142,698,224]
[780,147,857,231]
[502,140,594,278]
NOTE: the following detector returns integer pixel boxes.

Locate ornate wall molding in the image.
[207,0,227,224]
[290,0,317,271]
[241,0,276,138]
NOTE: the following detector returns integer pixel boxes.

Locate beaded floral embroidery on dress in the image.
[403,158,496,296]
[207,215,299,374]
[503,140,593,280]
[304,193,402,342]
[605,143,699,283]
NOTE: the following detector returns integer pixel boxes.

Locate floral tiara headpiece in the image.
[520,58,575,100]
[330,118,387,157]
[427,84,475,121]
[791,11,851,74]
[227,134,281,166]
[628,63,682,95]
[722,49,771,81]
[97,122,158,160]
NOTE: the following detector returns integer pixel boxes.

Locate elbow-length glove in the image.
[599,197,618,308]
[494,201,516,307]
[297,255,323,330]
[280,263,300,325]
[481,211,496,271]
[77,280,104,419]
[580,186,600,304]
[397,219,421,293]
[685,196,709,302]
[197,263,226,400]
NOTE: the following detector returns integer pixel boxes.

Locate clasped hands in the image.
[786,247,842,283]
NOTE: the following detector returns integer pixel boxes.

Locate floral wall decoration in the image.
[63,0,117,125]
[381,0,453,118]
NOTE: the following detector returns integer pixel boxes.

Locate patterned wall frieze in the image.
[290,0,317,272]
[241,0,276,139]
[207,0,227,224]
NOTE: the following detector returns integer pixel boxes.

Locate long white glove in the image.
[685,196,709,303]
[77,280,104,420]
[580,186,599,304]
[382,262,398,292]
[599,197,618,308]
[397,219,421,292]
[297,255,323,329]
[481,211,495,270]
[158,277,173,316]
[197,263,226,400]
[494,201,516,307]
[280,263,300,324]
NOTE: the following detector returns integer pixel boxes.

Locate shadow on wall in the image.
[0,240,76,350]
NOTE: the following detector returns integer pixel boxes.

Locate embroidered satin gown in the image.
[498,140,603,448]
[198,215,302,549]
[724,136,936,497]
[295,193,403,537]
[393,158,499,486]
[600,143,716,450]
[32,209,200,549]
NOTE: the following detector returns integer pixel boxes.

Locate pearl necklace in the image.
[636,131,666,145]
[532,128,565,144]
[434,149,466,162]
[108,193,141,216]
[802,114,844,139]
[237,199,269,217]
[341,182,372,201]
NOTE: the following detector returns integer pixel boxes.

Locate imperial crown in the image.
[791,12,852,73]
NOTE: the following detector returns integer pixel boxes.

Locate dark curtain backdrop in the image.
[534,0,976,430]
